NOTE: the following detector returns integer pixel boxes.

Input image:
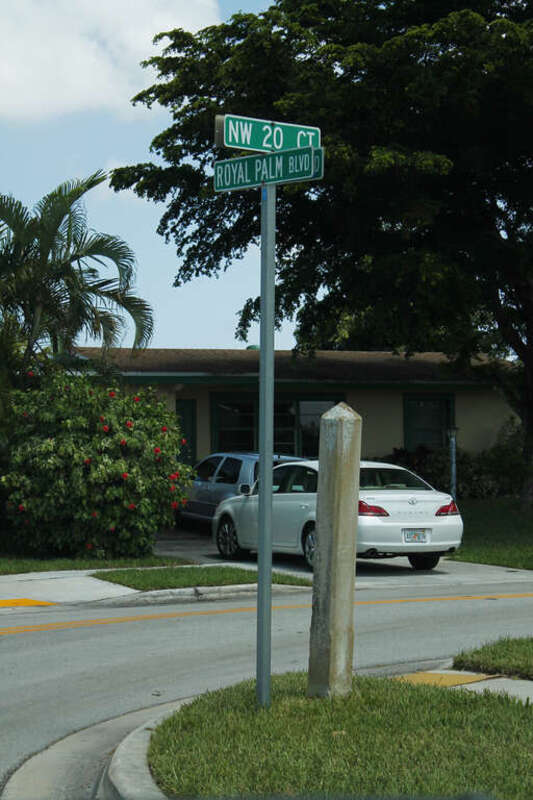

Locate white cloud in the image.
[0,0,219,121]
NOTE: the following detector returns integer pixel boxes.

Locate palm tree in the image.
[0,170,153,372]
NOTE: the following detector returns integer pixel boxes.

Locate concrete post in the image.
[307,402,362,697]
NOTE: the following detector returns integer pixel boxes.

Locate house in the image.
[78,348,514,464]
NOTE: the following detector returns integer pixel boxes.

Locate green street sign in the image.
[215,114,321,153]
[214,146,323,192]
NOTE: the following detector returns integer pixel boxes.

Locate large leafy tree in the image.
[111,0,533,498]
[0,170,153,376]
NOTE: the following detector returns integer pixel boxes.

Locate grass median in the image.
[449,497,533,570]
[92,565,312,590]
[0,554,191,576]
[453,635,533,680]
[148,668,533,800]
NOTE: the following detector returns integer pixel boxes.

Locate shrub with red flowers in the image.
[1,374,193,557]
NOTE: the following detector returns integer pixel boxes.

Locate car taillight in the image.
[436,500,459,516]
[358,499,389,517]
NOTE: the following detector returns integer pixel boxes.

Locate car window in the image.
[360,467,431,490]
[288,466,318,493]
[195,456,223,481]
[216,457,242,484]
[272,465,293,494]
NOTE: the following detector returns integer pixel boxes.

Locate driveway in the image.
[155,523,533,593]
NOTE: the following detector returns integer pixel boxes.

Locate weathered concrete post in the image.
[307,402,362,697]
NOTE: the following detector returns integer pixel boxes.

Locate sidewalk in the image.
[0,566,307,609]
[0,569,139,607]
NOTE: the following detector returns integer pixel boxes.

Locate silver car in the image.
[212,460,463,571]
[180,452,302,523]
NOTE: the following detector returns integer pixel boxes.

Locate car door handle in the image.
[299,504,309,510]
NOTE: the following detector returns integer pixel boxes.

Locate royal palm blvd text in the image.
[214,147,315,192]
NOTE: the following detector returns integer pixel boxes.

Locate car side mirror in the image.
[238,483,251,496]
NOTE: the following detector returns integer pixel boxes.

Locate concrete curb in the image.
[98,668,533,800]
[83,582,311,608]
[98,701,193,800]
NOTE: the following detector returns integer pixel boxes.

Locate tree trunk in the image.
[21,303,43,375]
[520,367,533,508]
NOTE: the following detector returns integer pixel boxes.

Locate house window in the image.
[216,399,256,451]
[404,395,454,451]
[211,394,341,456]
[300,400,336,457]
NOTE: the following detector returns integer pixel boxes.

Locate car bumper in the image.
[356,516,463,555]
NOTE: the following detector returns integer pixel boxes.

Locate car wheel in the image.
[216,516,245,559]
[302,525,316,571]
[408,553,440,571]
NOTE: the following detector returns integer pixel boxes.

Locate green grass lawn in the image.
[449,497,533,570]
[148,671,533,800]
[0,554,191,576]
[453,635,533,680]
[93,565,312,590]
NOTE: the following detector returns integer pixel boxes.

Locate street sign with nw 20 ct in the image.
[214,147,322,192]
[216,114,321,153]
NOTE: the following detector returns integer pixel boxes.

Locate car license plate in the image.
[403,528,430,543]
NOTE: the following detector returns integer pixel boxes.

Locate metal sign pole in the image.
[257,181,276,708]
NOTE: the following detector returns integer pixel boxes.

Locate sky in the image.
[0,0,297,350]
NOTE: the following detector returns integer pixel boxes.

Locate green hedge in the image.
[1,373,193,557]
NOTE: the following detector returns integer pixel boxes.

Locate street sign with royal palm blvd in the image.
[214,146,323,192]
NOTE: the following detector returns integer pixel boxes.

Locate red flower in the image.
[161,426,168,432]
[134,396,140,403]
[23,411,28,417]
[109,391,116,398]
[27,370,34,377]
[125,421,133,429]
[181,438,187,445]
[84,458,92,465]
[86,542,94,550]
[18,504,25,512]
[122,472,129,480]
[99,415,105,422]
[171,501,179,509]
[154,446,161,454]
[175,471,180,479]
[91,511,98,518]
[120,438,127,446]
[181,498,187,506]
[109,526,116,532]
[170,485,176,492]
[89,390,94,396]
[102,425,109,433]
[128,503,136,510]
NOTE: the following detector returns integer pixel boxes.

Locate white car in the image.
[212,460,463,571]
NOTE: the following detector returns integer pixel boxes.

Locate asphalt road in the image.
[1,530,533,798]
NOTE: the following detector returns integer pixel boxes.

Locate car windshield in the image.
[360,467,432,490]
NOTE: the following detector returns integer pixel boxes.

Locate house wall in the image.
[455,388,515,452]
[133,382,516,462]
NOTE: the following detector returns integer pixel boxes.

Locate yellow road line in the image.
[1,591,532,637]
[0,598,55,607]
[395,672,491,687]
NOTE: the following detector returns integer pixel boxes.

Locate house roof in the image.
[76,348,495,388]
